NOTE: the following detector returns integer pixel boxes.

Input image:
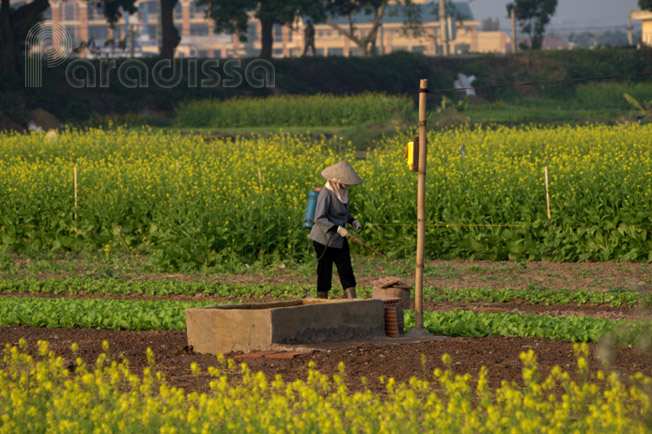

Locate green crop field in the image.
[175,93,413,128]
[1,123,652,269]
[5,56,652,434]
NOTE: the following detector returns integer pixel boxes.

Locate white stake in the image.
[544,166,551,220]
[74,166,78,227]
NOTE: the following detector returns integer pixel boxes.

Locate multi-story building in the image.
[630,9,652,46]
[19,0,510,58]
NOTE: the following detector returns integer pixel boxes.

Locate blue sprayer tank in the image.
[303,188,322,229]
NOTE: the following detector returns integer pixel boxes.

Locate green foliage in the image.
[462,82,652,124]
[196,0,325,43]
[423,287,650,308]
[3,123,652,269]
[175,93,413,128]
[506,0,558,50]
[405,310,652,345]
[570,82,652,108]
[436,96,468,113]
[1,279,650,308]
[0,278,310,298]
[623,92,652,122]
[11,49,652,125]
[0,297,213,330]
[1,295,651,345]
[640,0,652,11]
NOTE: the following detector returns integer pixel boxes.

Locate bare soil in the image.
[4,257,652,293]
[3,258,652,396]
[2,326,651,395]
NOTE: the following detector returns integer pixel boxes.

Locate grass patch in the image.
[175,93,413,129]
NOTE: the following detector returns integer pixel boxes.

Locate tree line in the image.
[1,0,649,77]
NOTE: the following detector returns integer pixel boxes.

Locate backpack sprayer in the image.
[303,189,412,274]
[303,188,322,229]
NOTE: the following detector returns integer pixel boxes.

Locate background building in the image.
[630,9,652,46]
[19,0,510,58]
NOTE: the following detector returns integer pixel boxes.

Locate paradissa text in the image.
[65,58,275,89]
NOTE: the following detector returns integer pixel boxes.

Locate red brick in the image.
[264,351,313,359]
[234,351,278,360]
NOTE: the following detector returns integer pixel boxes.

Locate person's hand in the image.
[352,220,362,233]
[337,226,352,238]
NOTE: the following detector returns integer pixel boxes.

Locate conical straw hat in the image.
[321,160,363,185]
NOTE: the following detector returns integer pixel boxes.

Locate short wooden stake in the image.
[544,166,551,220]
[257,167,263,193]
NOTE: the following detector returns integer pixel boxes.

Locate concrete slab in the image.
[233,350,314,360]
[186,298,385,355]
[270,334,450,353]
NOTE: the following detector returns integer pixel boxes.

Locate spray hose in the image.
[316,231,413,275]
[349,236,414,275]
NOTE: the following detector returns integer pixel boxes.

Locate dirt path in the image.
[4,258,652,293]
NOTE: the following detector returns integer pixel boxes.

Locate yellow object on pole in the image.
[404,136,419,172]
[415,79,428,330]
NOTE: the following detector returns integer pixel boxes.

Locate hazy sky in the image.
[468,0,641,31]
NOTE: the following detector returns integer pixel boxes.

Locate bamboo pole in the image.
[544,166,551,220]
[415,79,428,330]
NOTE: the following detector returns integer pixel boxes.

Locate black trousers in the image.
[303,40,316,56]
[313,240,356,293]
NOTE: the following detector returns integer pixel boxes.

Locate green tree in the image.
[197,0,324,60]
[640,0,652,10]
[325,0,468,56]
[0,0,137,75]
[325,0,387,56]
[506,0,557,50]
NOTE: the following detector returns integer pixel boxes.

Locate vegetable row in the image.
[1,278,649,307]
[1,297,651,345]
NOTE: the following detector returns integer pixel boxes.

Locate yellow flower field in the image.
[1,340,651,433]
[0,124,651,269]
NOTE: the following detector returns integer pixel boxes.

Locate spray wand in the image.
[349,235,414,276]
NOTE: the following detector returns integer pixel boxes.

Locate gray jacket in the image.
[309,187,354,248]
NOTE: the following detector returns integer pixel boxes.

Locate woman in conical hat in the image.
[309,160,363,299]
